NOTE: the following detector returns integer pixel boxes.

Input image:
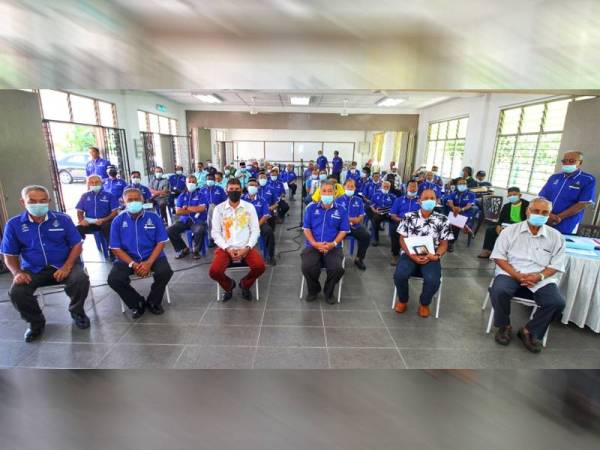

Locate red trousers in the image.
[209,247,266,291]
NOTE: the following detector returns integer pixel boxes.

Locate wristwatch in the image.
[128,261,136,269]
[538,272,545,281]
[435,253,441,260]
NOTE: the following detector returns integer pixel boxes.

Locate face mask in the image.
[131,177,141,185]
[240,168,246,173]
[432,171,438,175]
[26,203,49,217]
[154,172,163,179]
[259,179,267,186]
[362,172,368,178]
[206,180,215,187]
[421,199,436,211]
[528,214,548,227]
[321,195,334,205]
[108,170,117,177]
[351,168,356,173]
[90,185,101,193]
[345,189,355,197]
[319,174,327,181]
[248,186,258,195]
[207,163,212,168]
[228,190,242,202]
[176,170,183,175]
[126,201,143,214]
[406,191,417,198]
[381,189,389,194]
[311,175,318,180]
[507,195,520,203]
[186,183,197,192]
[270,175,278,182]
[457,185,467,192]
[562,165,577,173]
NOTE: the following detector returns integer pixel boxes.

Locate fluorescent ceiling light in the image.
[290,96,311,105]
[192,93,223,104]
[574,95,596,101]
[376,97,405,107]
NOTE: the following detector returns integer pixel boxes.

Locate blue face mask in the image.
[507,195,520,203]
[381,189,389,194]
[562,164,577,173]
[26,203,49,217]
[248,186,258,195]
[528,214,548,227]
[457,185,467,192]
[176,170,183,175]
[270,175,278,182]
[90,185,102,193]
[421,199,436,211]
[154,172,163,179]
[319,174,327,181]
[259,179,267,186]
[321,195,334,205]
[126,201,143,214]
[406,191,417,198]
[345,189,355,197]
[186,183,197,192]
[206,180,215,187]
[311,175,318,180]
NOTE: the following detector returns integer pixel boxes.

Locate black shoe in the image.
[494,325,512,346]
[221,281,236,302]
[325,294,336,305]
[208,240,216,248]
[175,248,189,259]
[191,251,202,260]
[372,241,379,247]
[131,304,145,319]
[240,287,252,301]
[24,323,45,343]
[71,312,91,329]
[306,293,318,302]
[146,302,164,315]
[354,259,366,271]
[447,243,454,253]
[517,327,542,353]
[268,257,277,266]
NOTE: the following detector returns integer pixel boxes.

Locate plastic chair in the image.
[119,276,172,313]
[481,280,549,346]
[36,267,95,308]
[299,256,346,303]
[346,235,356,255]
[185,230,209,257]
[215,260,260,301]
[391,276,443,318]
[93,232,110,259]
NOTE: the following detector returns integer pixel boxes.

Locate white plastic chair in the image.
[216,265,260,301]
[299,256,346,303]
[391,276,443,318]
[119,275,172,313]
[36,267,96,308]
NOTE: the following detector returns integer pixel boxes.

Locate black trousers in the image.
[482,225,499,251]
[8,264,90,328]
[277,200,289,219]
[348,226,370,260]
[167,220,207,253]
[288,182,297,198]
[153,200,168,223]
[332,172,341,182]
[301,246,344,297]
[76,221,111,243]
[107,257,173,309]
[389,220,401,256]
[260,222,275,258]
[371,213,390,242]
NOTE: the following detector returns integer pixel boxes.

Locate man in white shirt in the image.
[489,197,566,353]
[209,178,265,301]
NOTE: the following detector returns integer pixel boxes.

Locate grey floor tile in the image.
[327,295,377,310]
[0,341,38,367]
[329,348,405,369]
[174,345,254,369]
[40,322,132,344]
[253,347,329,369]
[258,326,325,347]
[266,293,322,310]
[118,324,196,345]
[188,325,260,346]
[166,293,214,309]
[135,306,207,325]
[200,308,264,326]
[0,320,29,341]
[323,310,385,328]
[98,344,185,368]
[326,327,395,348]
[17,342,111,368]
[262,310,323,327]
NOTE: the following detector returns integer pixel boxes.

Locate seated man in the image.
[393,189,453,318]
[362,171,382,205]
[75,174,119,243]
[369,180,396,246]
[335,178,369,270]
[345,161,361,184]
[311,174,345,203]
[149,166,170,223]
[446,177,476,251]
[475,170,492,187]
[167,175,209,259]
[1,185,90,341]
[215,171,228,190]
[389,180,421,265]
[478,187,529,258]
[209,178,266,301]
[242,178,276,265]
[108,188,173,318]
[127,171,152,202]
[301,181,350,304]
[282,164,298,200]
[201,173,227,206]
[489,197,566,353]
[234,161,251,191]
[268,168,289,223]
[168,165,187,214]
[418,171,443,198]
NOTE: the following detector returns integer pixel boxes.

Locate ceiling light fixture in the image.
[376,97,405,107]
[192,93,223,104]
[290,96,311,106]
[341,98,349,116]
[574,95,596,101]
[250,96,258,115]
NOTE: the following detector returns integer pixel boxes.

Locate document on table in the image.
[448,213,468,229]
[404,236,435,255]
[566,248,599,257]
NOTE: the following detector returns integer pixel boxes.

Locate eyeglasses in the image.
[561,158,580,164]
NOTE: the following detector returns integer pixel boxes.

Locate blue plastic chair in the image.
[93,232,109,259]
[185,230,209,256]
[258,236,268,258]
[345,235,356,255]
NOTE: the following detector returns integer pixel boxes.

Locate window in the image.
[138,111,178,135]
[38,90,117,127]
[98,101,116,128]
[39,89,70,121]
[490,98,571,193]
[425,117,468,179]
[70,95,96,124]
[138,110,148,132]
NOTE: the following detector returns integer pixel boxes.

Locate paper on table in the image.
[404,236,435,255]
[448,213,468,229]
[566,247,599,257]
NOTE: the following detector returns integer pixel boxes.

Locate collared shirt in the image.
[316,155,328,170]
[303,168,313,181]
[539,169,596,234]
[149,177,169,195]
[371,191,396,213]
[490,221,566,292]
[448,191,477,217]
[168,174,187,193]
[102,177,127,199]
[109,210,168,262]
[200,185,227,206]
[363,180,382,200]
[418,180,443,197]
[1,211,83,273]
[303,202,350,248]
[125,183,152,202]
[258,185,276,205]
[281,170,297,184]
[176,190,210,224]
[76,189,119,219]
[234,170,251,189]
[195,171,208,188]
[332,156,343,173]
[345,169,361,183]
[397,210,454,251]
[335,194,365,229]
[267,179,286,200]
[357,177,369,194]
[391,195,420,219]
[211,200,260,249]
[85,157,111,179]
[242,193,271,220]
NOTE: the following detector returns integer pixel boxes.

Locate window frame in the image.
[425,115,469,179]
[137,110,179,136]
[38,89,118,128]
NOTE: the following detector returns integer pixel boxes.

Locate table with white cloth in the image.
[558,245,600,333]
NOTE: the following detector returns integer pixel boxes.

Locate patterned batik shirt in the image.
[397,210,454,251]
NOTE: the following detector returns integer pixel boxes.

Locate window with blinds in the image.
[425,117,468,179]
[138,110,179,135]
[490,98,571,193]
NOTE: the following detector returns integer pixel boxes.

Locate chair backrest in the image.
[577,224,600,238]
[482,195,503,223]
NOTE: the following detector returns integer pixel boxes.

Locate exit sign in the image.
[156,104,167,113]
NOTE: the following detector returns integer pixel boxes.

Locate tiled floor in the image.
[1,197,599,369]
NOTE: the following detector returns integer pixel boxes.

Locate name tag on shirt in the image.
[48,228,65,232]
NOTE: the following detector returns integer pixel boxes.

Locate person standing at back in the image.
[316,150,328,172]
[331,151,343,182]
[85,146,111,179]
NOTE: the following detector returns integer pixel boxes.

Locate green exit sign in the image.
[156,104,167,113]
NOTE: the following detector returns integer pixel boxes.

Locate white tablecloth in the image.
[558,252,600,332]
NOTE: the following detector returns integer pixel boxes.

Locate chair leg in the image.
[120,300,125,313]
[435,279,442,319]
[255,280,260,301]
[542,327,549,347]
[391,287,397,309]
[529,305,537,320]
[165,285,171,304]
[337,276,343,303]
[485,307,494,334]
[216,283,221,301]
[38,290,45,308]
[299,276,305,299]
[481,293,489,310]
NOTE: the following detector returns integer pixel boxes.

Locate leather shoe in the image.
[494,325,512,345]
[175,248,189,259]
[394,301,407,314]
[390,255,399,266]
[24,324,45,343]
[71,312,91,329]
[240,287,252,301]
[517,327,542,353]
[222,281,236,302]
[191,251,202,260]
[306,293,318,302]
[131,305,145,319]
[354,258,366,271]
[372,240,379,247]
[418,305,430,318]
[325,294,336,305]
[146,303,164,315]
[268,257,277,266]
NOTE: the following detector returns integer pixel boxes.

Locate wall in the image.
[0,91,54,221]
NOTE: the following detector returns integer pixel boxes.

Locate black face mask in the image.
[228,190,242,202]
[108,170,117,177]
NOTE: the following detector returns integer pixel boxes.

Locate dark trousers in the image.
[8,264,90,328]
[489,275,566,340]
[348,226,370,260]
[332,172,341,182]
[482,225,499,251]
[107,257,173,309]
[153,200,168,223]
[301,246,344,297]
[277,200,289,219]
[76,221,111,243]
[260,222,275,258]
[389,221,401,256]
[393,254,441,306]
[288,182,297,199]
[167,220,207,253]
[209,248,266,290]
[371,213,389,242]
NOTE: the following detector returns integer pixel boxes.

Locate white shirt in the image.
[490,221,566,292]
[211,199,260,250]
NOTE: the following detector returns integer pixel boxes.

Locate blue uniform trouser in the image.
[489,275,565,340]
[393,254,441,306]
